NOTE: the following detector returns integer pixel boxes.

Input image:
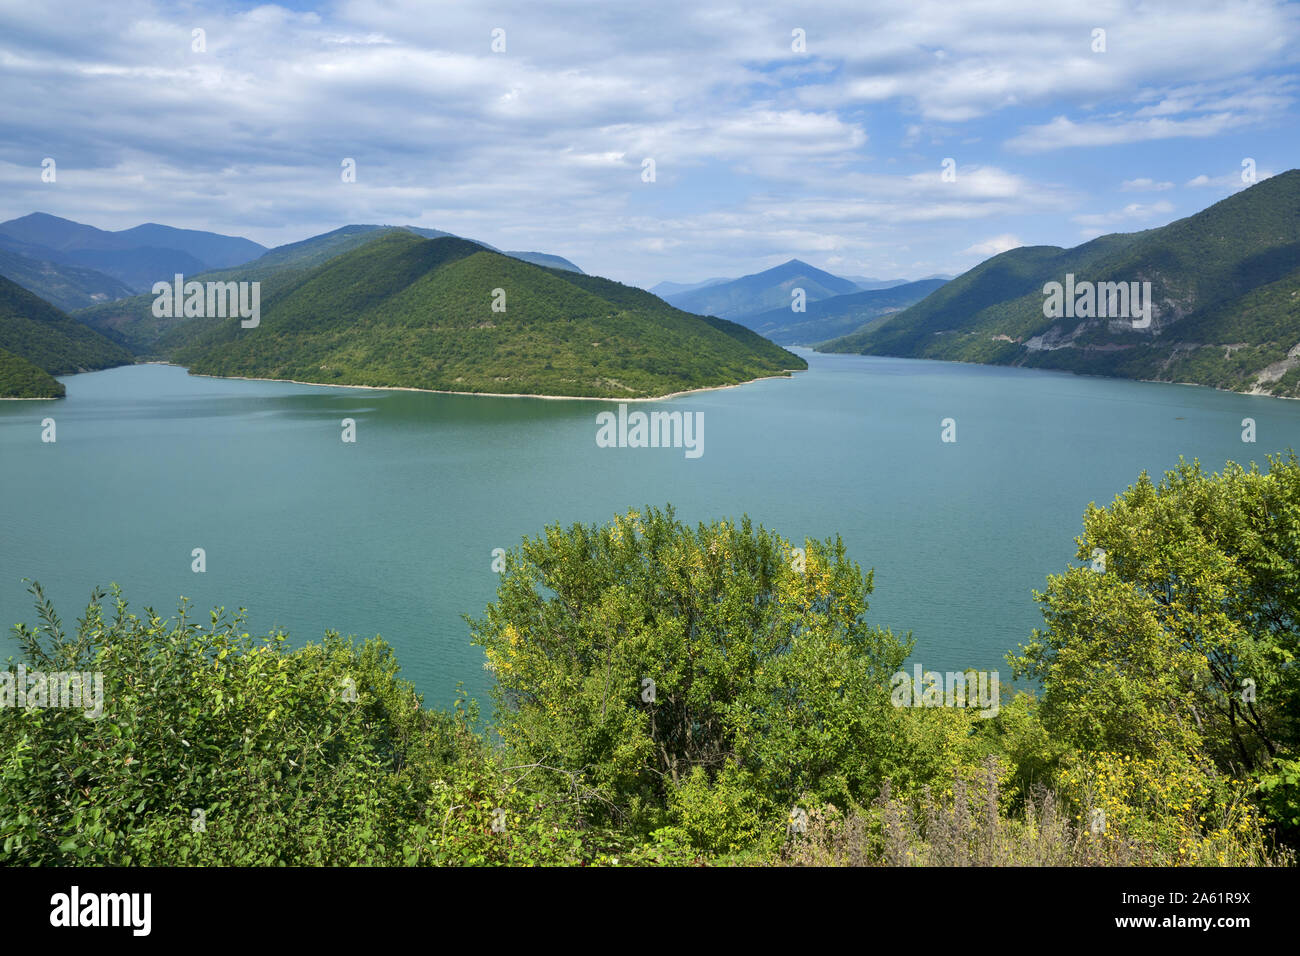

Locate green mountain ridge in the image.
[169,232,804,398]
[821,171,1300,396]
[0,275,134,397]
[75,225,583,354]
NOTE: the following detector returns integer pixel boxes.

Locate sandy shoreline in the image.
[165,363,802,402]
[30,357,1298,403]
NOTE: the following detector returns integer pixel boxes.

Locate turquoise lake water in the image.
[2,352,1296,707]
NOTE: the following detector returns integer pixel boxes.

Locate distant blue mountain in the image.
[650,277,730,297]
[740,278,950,345]
[663,259,862,320]
[0,213,267,293]
[0,244,134,311]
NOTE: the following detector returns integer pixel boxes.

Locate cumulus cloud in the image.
[962,234,1025,257]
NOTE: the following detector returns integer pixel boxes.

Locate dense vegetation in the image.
[0,276,132,397]
[72,225,407,353]
[3,457,1298,866]
[73,226,580,354]
[822,170,1300,397]
[164,232,802,398]
[0,348,64,398]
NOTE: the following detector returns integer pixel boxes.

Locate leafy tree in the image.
[468,505,912,849]
[0,583,601,865]
[1013,454,1300,845]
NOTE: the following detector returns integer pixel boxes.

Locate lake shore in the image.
[154,362,802,402]
[801,349,1300,401]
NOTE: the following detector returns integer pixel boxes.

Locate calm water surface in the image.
[2,353,1296,706]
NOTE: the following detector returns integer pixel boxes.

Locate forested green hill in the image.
[0,276,132,397]
[171,232,803,398]
[0,347,64,398]
[823,171,1300,396]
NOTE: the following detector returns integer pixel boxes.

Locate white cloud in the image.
[1006,112,1255,152]
[1187,169,1275,188]
[1120,178,1174,191]
[962,234,1025,257]
[1072,201,1176,230]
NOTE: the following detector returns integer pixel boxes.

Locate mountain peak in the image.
[6,212,81,226]
[662,257,862,321]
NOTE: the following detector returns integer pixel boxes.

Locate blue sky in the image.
[0,0,1296,287]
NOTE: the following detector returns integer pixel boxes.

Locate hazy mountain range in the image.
[661,259,861,321]
[651,262,954,344]
[3,171,1297,399]
[0,245,134,313]
[744,279,951,345]
[0,213,266,295]
[0,214,584,315]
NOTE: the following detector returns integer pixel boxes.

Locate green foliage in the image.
[1257,756,1300,832]
[0,275,132,395]
[169,233,803,398]
[72,225,568,354]
[0,347,64,398]
[0,582,603,865]
[468,505,918,850]
[1013,453,1300,849]
[4,477,1297,866]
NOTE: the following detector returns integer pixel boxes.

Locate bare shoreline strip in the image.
[800,351,1300,402]
[163,363,800,402]
[21,358,1295,402]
